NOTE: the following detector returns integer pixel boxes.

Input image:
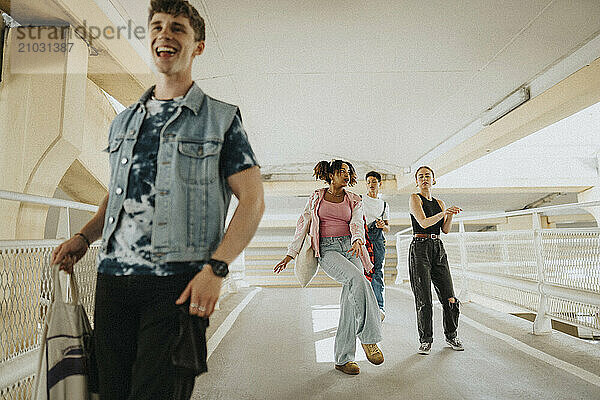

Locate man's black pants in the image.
[408,238,459,343]
[93,272,198,400]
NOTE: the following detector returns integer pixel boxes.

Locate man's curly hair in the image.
[148,0,205,42]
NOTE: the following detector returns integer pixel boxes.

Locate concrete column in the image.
[0,26,111,240]
[578,186,600,225]
[497,214,554,231]
[229,251,249,292]
[577,152,600,225]
[0,27,88,239]
[55,207,70,240]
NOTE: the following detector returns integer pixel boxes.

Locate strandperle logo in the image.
[14,20,147,47]
[9,20,148,74]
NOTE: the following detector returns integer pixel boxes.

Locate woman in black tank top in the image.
[407,166,464,355]
[410,193,445,235]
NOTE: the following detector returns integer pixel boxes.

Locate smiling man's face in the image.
[149,12,204,76]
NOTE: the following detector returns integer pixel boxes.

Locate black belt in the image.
[414,233,439,239]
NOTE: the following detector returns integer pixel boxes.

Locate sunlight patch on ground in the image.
[312,304,367,363]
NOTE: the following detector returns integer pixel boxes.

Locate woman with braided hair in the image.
[274,160,384,375]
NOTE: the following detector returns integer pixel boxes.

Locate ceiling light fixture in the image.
[481,87,530,126]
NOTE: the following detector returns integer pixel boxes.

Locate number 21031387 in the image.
[18,42,74,53]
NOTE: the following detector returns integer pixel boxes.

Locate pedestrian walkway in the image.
[193,286,600,399]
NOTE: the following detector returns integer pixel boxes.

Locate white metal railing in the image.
[0,190,99,212]
[0,191,244,398]
[0,240,99,398]
[0,189,99,240]
[396,200,600,336]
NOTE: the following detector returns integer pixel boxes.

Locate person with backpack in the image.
[274,160,384,375]
[409,166,464,355]
[363,171,390,320]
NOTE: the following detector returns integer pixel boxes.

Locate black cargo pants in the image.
[408,237,459,343]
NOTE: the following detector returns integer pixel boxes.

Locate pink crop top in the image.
[318,198,352,238]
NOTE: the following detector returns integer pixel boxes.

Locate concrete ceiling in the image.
[4,0,600,177]
[3,0,600,217]
[107,0,600,174]
[438,99,600,189]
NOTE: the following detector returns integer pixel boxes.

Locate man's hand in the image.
[375,219,386,229]
[176,266,223,317]
[51,236,89,274]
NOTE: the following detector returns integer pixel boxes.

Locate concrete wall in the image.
[0,26,113,240]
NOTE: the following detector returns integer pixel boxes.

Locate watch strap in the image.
[208,258,229,278]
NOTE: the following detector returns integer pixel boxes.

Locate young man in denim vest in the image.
[51,1,264,398]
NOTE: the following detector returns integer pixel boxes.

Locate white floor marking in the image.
[207,287,262,360]
[314,337,367,363]
[311,305,367,363]
[312,305,339,333]
[387,286,600,388]
[459,313,600,388]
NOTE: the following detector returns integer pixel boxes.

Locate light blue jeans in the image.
[318,235,383,365]
[367,222,386,311]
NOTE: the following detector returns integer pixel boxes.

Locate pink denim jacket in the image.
[286,188,374,272]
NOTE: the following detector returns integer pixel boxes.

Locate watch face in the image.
[209,259,229,277]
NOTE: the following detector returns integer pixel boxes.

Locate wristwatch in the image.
[207,258,229,278]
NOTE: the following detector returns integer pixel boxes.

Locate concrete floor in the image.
[192,286,600,400]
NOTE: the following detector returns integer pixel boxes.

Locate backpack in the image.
[363,216,375,281]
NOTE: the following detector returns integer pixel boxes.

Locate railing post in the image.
[63,206,73,302]
[229,249,249,290]
[458,221,470,302]
[66,206,71,238]
[532,212,552,335]
[395,232,410,284]
[500,230,510,275]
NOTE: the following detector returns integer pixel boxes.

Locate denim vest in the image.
[101,83,238,263]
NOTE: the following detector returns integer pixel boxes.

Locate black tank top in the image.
[410,193,444,235]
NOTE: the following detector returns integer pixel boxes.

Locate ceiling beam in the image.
[262,179,589,197]
[396,55,600,190]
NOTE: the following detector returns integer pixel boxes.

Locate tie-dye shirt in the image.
[98,97,258,276]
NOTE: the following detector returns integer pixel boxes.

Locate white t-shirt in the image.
[362,194,390,225]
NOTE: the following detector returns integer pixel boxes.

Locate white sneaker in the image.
[418,342,432,355]
[446,337,464,351]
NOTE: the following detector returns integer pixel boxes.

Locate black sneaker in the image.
[418,342,431,355]
[445,337,464,351]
